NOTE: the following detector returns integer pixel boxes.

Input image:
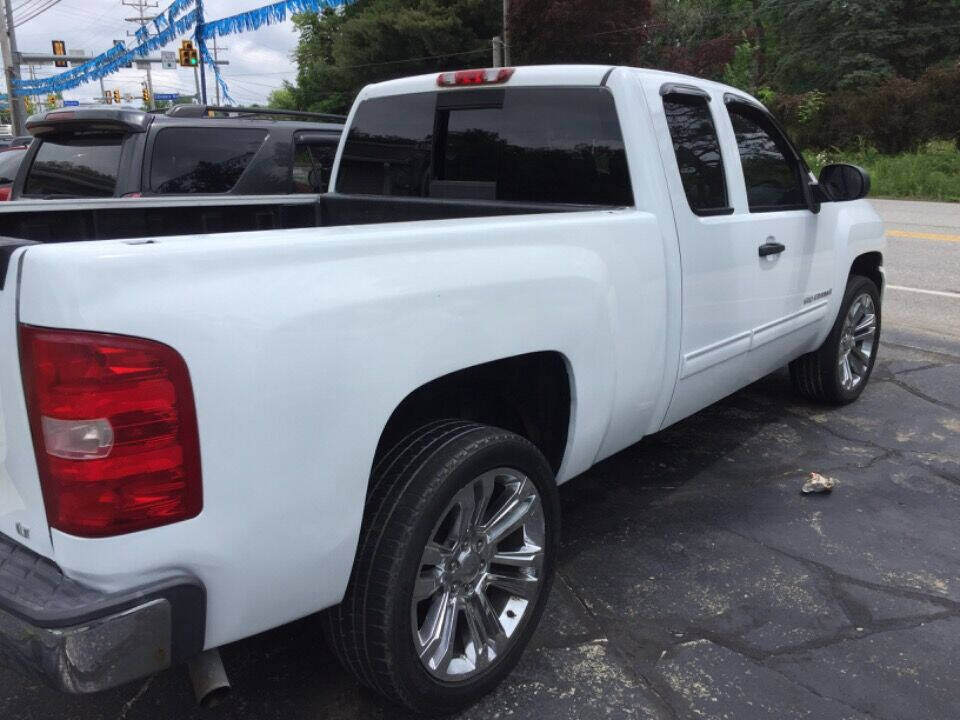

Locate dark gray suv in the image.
[12,105,343,200]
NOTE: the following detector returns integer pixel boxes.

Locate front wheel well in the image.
[849,251,884,293]
[374,352,572,478]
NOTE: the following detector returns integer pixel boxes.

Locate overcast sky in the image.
[8,0,301,105]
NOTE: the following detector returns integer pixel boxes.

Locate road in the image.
[872,199,960,350]
[2,200,959,720]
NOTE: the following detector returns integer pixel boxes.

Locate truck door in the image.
[720,99,830,371]
[649,84,761,424]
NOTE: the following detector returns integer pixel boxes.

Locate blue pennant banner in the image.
[9,0,352,100]
[201,0,344,40]
[15,9,200,95]
[15,41,130,93]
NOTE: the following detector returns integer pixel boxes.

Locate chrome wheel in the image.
[838,292,877,391]
[412,468,545,681]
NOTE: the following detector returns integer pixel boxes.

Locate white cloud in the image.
[7,0,301,105]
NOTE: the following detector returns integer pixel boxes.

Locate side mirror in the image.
[818,163,870,202]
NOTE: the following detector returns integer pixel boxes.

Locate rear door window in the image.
[23,134,123,197]
[662,94,729,215]
[150,127,267,194]
[292,134,339,193]
[337,87,632,206]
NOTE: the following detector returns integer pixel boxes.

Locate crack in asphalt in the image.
[117,677,154,720]
[886,376,960,414]
[554,570,683,720]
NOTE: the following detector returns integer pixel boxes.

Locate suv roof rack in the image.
[165,104,346,123]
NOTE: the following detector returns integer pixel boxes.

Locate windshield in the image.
[23,134,123,197]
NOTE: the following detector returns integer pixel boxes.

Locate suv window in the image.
[0,147,27,184]
[337,88,632,206]
[23,134,122,197]
[727,104,805,212]
[150,127,267,194]
[663,94,729,215]
[292,137,338,193]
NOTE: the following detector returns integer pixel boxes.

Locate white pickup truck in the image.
[0,65,884,713]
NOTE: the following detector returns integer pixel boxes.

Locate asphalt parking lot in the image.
[3,200,960,720]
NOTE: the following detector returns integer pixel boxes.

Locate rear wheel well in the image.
[374,352,572,476]
[850,251,883,292]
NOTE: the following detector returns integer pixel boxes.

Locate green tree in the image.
[509,0,652,65]
[722,39,755,89]
[287,0,501,114]
[267,84,299,110]
[767,0,960,92]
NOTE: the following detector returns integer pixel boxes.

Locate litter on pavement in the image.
[802,472,837,494]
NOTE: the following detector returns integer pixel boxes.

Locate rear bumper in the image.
[0,531,205,693]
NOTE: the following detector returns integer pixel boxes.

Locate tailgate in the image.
[0,240,52,556]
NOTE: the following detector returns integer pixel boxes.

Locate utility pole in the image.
[492,36,503,68]
[211,36,228,105]
[122,0,157,110]
[195,0,207,105]
[502,0,511,66]
[28,65,39,114]
[0,0,27,134]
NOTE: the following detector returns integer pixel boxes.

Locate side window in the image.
[727,104,805,212]
[292,141,337,193]
[150,128,267,194]
[662,94,729,215]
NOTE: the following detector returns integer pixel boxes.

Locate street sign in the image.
[63,100,79,107]
[155,93,179,101]
[161,51,177,70]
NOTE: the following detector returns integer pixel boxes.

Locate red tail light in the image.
[437,67,515,87]
[0,186,11,201]
[20,326,202,537]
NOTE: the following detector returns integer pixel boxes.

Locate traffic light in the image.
[179,40,199,67]
[113,89,121,104]
[46,93,58,109]
[52,40,67,68]
[142,85,150,103]
[104,91,112,105]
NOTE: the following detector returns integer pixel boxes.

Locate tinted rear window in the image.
[23,135,122,197]
[337,88,632,206]
[0,148,26,184]
[150,127,267,194]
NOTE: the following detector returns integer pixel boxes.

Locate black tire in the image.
[789,274,882,404]
[323,420,559,715]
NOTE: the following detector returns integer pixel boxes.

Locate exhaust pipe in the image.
[187,648,231,707]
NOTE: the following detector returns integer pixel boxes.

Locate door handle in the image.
[759,241,786,257]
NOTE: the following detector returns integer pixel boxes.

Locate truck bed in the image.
[0,193,602,243]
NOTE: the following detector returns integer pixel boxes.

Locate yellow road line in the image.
[887,229,960,243]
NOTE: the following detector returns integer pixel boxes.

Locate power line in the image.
[14,0,63,26]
